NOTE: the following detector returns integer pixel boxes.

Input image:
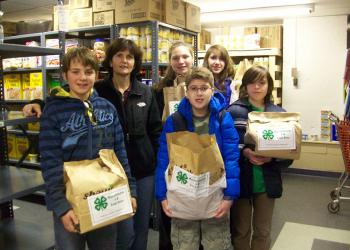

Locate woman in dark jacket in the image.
[228,66,293,250]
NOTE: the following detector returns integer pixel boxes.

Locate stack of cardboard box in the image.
[53,0,200,32]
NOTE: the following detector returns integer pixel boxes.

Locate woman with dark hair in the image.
[228,66,293,250]
[95,38,162,250]
[203,44,236,107]
[23,38,162,250]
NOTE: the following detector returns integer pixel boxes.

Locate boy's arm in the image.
[113,110,137,198]
[155,117,174,201]
[220,113,240,200]
[39,106,71,217]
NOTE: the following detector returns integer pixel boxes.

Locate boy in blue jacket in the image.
[155,67,240,250]
[39,47,137,250]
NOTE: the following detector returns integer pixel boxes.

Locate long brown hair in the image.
[154,41,193,91]
[239,66,274,103]
[202,44,235,89]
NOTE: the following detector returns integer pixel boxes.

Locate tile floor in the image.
[3,172,350,250]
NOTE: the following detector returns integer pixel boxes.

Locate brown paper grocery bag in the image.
[162,80,186,122]
[165,131,226,219]
[244,112,301,160]
[64,149,134,234]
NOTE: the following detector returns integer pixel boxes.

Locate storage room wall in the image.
[283,15,347,136]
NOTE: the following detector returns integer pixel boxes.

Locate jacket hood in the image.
[177,91,226,119]
[46,86,97,103]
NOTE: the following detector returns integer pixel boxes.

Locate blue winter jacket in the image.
[39,88,136,217]
[155,92,240,201]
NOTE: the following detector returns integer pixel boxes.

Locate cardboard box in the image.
[244,27,257,35]
[257,25,282,49]
[198,29,211,50]
[1,21,17,35]
[185,2,200,32]
[53,6,92,30]
[4,74,21,100]
[69,0,92,9]
[53,4,70,31]
[93,0,116,12]
[29,72,43,100]
[115,0,162,24]
[69,8,93,29]
[93,10,115,26]
[164,0,185,29]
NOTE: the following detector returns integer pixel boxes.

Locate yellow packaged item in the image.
[22,73,31,100]
[4,74,21,100]
[7,134,18,160]
[16,135,29,160]
[29,72,43,100]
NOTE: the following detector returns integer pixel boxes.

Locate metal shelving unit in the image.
[0,43,54,249]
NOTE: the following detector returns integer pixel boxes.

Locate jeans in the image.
[117,175,155,250]
[53,213,117,250]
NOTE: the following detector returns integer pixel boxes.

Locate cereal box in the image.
[7,134,18,160]
[22,73,31,100]
[4,74,21,100]
[29,72,43,100]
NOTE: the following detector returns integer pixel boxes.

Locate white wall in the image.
[283,15,347,136]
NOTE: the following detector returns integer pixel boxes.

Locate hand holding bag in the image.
[64,149,134,233]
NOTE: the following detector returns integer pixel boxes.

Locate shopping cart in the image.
[327,113,350,213]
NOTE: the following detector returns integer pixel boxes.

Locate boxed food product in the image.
[28,122,40,131]
[4,74,22,100]
[16,135,29,160]
[29,72,43,100]
[92,0,115,12]
[164,0,185,29]
[93,10,115,26]
[115,0,163,24]
[7,134,18,160]
[185,2,200,32]
[22,73,31,100]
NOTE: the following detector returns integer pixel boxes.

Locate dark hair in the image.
[202,44,235,89]
[62,46,99,73]
[185,67,214,88]
[155,41,193,91]
[239,66,274,103]
[102,38,143,79]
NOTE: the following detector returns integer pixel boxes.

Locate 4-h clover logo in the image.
[94,196,108,211]
[176,171,188,184]
[262,129,274,140]
[174,103,179,112]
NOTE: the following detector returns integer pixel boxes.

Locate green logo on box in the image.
[262,129,274,140]
[94,196,108,211]
[176,171,188,185]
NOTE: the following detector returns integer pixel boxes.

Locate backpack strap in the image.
[172,111,187,132]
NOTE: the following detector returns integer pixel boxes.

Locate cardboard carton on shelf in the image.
[53,6,93,30]
[92,0,116,12]
[93,10,115,26]
[185,2,200,32]
[115,0,163,24]
[69,0,92,9]
[164,0,186,29]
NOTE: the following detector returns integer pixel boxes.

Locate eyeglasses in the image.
[83,100,97,126]
[188,85,212,93]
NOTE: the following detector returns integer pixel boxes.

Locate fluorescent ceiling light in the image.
[201,4,315,23]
